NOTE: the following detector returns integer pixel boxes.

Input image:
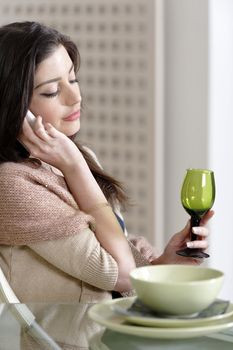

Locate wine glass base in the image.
[176,248,210,259]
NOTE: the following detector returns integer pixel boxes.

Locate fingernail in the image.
[186,242,194,248]
[192,227,201,234]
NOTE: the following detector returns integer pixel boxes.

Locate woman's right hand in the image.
[20,116,84,172]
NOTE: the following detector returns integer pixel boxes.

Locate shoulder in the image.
[0,159,55,188]
[0,159,77,209]
[0,159,41,175]
[0,161,39,198]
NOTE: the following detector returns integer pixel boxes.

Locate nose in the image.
[65,84,81,106]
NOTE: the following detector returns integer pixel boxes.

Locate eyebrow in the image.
[34,63,74,89]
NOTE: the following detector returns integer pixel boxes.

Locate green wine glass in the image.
[176,169,215,259]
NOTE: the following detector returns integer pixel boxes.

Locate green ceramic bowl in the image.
[130,265,224,315]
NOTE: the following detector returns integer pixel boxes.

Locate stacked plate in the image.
[88,297,233,339]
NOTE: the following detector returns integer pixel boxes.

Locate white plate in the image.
[88,298,233,339]
[109,297,233,328]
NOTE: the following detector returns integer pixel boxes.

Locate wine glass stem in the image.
[190,215,201,241]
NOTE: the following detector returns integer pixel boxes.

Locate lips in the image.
[63,110,80,121]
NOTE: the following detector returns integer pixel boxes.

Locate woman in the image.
[0,22,213,303]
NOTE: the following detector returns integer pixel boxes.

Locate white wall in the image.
[208,0,233,300]
[163,0,209,235]
[163,0,233,300]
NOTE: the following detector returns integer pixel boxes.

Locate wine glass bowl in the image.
[176,169,215,259]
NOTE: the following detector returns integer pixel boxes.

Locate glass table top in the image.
[0,302,233,350]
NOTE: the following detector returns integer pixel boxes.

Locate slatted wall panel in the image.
[0,0,155,241]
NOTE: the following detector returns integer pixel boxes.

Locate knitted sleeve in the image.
[28,232,150,292]
[0,162,95,245]
[28,232,150,293]
[29,228,118,291]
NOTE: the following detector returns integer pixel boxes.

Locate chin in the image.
[68,132,79,141]
[64,123,80,138]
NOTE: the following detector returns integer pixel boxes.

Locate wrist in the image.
[60,158,107,212]
[60,155,87,175]
[150,254,166,265]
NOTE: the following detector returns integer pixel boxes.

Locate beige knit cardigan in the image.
[0,159,149,303]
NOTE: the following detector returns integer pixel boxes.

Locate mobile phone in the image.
[26,110,36,128]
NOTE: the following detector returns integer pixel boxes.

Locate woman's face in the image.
[29,45,81,136]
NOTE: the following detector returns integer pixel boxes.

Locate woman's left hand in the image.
[151,210,214,266]
[129,235,158,263]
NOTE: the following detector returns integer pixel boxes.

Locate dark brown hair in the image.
[0,21,128,207]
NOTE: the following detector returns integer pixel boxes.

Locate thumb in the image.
[171,220,191,246]
[180,220,191,237]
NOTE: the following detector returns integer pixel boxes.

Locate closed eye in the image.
[41,91,59,98]
[40,78,79,98]
[70,78,79,84]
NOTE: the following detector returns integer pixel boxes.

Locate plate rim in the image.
[115,297,233,328]
[88,298,233,339]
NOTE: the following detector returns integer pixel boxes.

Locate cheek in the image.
[41,111,58,125]
[41,108,64,131]
[30,100,59,125]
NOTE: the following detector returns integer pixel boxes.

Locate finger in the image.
[21,117,36,139]
[20,124,37,150]
[34,116,50,141]
[200,210,214,226]
[170,220,191,247]
[192,226,209,237]
[21,117,47,144]
[21,118,53,157]
[44,123,60,138]
[18,138,37,156]
[186,240,209,249]
[35,127,49,141]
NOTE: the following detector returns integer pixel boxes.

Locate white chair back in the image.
[0,267,61,349]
